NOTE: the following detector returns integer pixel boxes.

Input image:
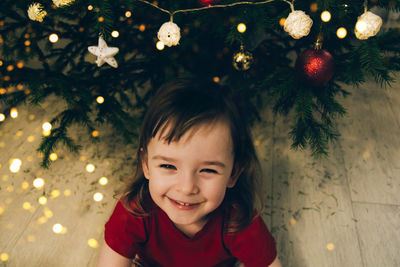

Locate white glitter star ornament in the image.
[88,36,119,68]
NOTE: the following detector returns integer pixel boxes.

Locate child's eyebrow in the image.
[152,155,226,169]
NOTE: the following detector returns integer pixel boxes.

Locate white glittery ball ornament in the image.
[284,10,313,39]
[157,21,181,47]
[354,11,382,40]
[27,3,47,22]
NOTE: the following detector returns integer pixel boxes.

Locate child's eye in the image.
[201,168,218,174]
[160,164,176,170]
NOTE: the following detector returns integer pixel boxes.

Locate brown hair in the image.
[120,78,263,233]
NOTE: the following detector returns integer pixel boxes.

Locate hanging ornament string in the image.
[136,0,276,17]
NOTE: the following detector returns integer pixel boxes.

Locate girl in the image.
[97,78,281,267]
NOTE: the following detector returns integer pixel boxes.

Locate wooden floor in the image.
[1,77,400,266]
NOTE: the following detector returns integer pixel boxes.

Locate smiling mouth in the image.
[168,197,202,206]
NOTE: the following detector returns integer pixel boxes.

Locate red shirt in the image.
[105,200,277,267]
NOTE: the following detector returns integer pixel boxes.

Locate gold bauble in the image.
[232,46,254,71]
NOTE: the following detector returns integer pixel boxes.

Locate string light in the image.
[213,77,220,83]
[88,238,99,248]
[24,40,31,46]
[10,159,22,173]
[23,202,32,210]
[88,5,93,10]
[93,192,104,202]
[21,181,29,190]
[0,253,9,262]
[51,189,60,198]
[125,11,132,18]
[42,122,52,131]
[99,177,108,185]
[38,196,47,205]
[336,27,347,38]
[52,223,63,234]
[92,130,99,137]
[321,11,331,22]
[0,88,6,94]
[6,65,14,72]
[49,33,59,43]
[86,164,95,173]
[98,16,104,22]
[111,30,119,38]
[237,23,246,33]
[0,114,5,122]
[156,41,165,50]
[64,189,71,196]
[310,2,318,12]
[10,107,18,118]
[96,96,104,104]
[33,178,45,189]
[49,153,58,161]
[44,208,53,218]
[139,24,146,32]
[279,18,286,27]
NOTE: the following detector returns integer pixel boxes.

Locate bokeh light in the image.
[88,238,99,248]
[237,23,246,33]
[42,122,52,131]
[86,164,95,173]
[38,196,47,205]
[93,192,104,202]
[111,31,119,38]
[321,11,331,22]
[99,177,108,185]
[10,108,18,119]
[336,27,347,39]
[33,178,45,189]
[49,33,59,43]
[156,41,165,50]
[96,96,104,104]
[10,158,22,173]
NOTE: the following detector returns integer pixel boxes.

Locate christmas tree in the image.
[0,0,399,168]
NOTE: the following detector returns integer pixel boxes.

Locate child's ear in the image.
[227,165,243,188]
[141,149,150,180]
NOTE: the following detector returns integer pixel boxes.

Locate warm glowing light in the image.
[0,88,6,94]
[27,135,35,142]
[321,11,331,22]
[336,27,347,39]
[0,60,3,66]
[51,189,60,198]
[88,238,99,248]
[0,114,5,122]
[29,114,35,120]
[38,216,48,224]
[38,196,47,205]
[6,185,13,192]
[64,189,71,196]
[125,11,132,18]
[10,107,18,118]
[237,23,246,33]
[23,202,32,210]
[24,40,31,46]
[98,16,104,22]
[86,164,95,173]
[42,122,52,131]
[6,65,14,72]
[99,177,108,185]
[49,153,58,161]
[310,2,318,12]
[0,207,4,215]
[327,243,335,250]
[93,192,104,202]
[0,253,8,262]
[43,130,51,136]
[111,31,119,38]
[88,5,93,10]
[20,182,29,190]
[96,96,104,104]
[156,41,165,50]
[92,130,99,137]
[213,77,220,83]
[10,159,22,173]
[44,208,53,218]
[49,33,59,43]
[355,21,367,32]
[17,61,24,68]
[139,24,146,32]
[279,18,286,27]
[27,235,36,242]
[33,178,45,189]
[52,224,63,233]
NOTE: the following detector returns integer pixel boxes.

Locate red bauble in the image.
[295,48,335,86]
[198,0,214,6]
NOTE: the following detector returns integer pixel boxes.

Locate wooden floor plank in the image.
[352,202,400,267]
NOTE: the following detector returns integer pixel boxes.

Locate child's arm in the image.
[96,241,132,267]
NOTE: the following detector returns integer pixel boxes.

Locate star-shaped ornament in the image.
[88,36,119,68]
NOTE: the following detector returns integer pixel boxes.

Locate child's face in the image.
[142,120,238,235]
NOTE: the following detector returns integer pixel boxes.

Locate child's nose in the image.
[178,172,199,195]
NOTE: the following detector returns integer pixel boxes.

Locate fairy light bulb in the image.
[42,122,52,131]
[86,164,95,173]
[125,11,132,18]
[49,33,59,43]
[336,27,347,39]
[88,5,93,10]
[93,192,104,202]
[111,30,119,38]
[279,18,286,27]
[139,24,146,32]
[52,223,63,233]
[156,41,165,50]
[237,23,246,33]
[92,130,99,137]
[0,113,5,122]
[38,196,47,205]
[96,96,104,104]
[33,178,45,188]
[10,159,22,173]
[99,177,108,185]
[49,153,58,161]
[88,238,99,248]
[321,11,331,22]
[1,253,9,262]
[10,108,18,118]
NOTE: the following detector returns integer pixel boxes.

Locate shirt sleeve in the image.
[104,200,148,259]
[224,214,277,267]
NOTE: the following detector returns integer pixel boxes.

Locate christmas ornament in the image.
[52,0,75,7]
[284,9,313,39]
[354,11,382,40]
[88,36,119,68]
[157,20,181,47]
[232,45,254,71]
[27,3,47,22]
[295,42,334,86]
